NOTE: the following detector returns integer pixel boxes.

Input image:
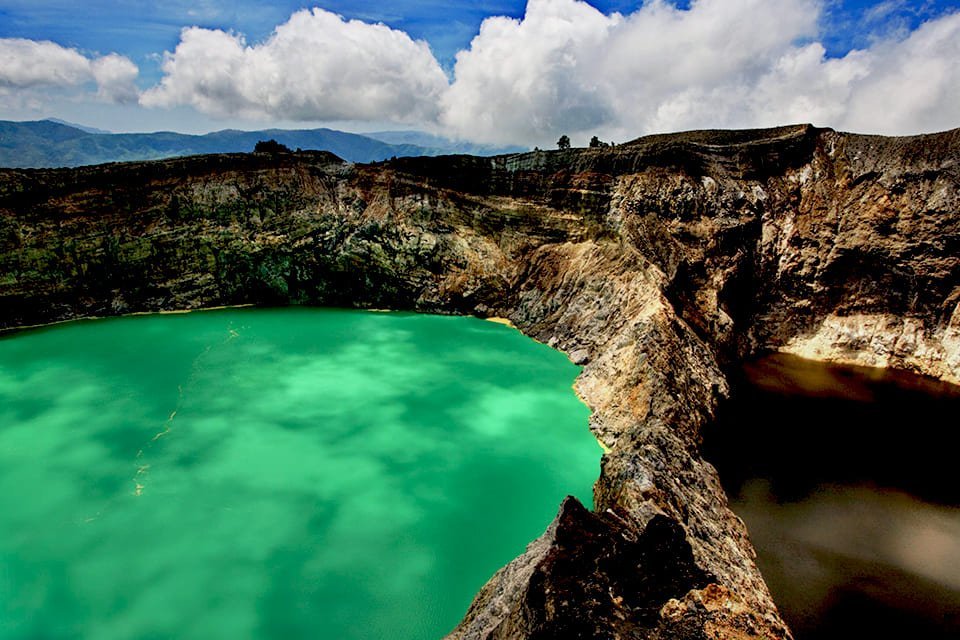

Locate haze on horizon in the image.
[1,0,958,147]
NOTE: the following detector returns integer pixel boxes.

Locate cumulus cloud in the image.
[839,13,960,135]
[0,38,139,104]
[6,1,956,144]
[441,0,620,140]
[140,8,449,124]
[439,0,960,145]
[91,54,140,104]
[440,0,821,144]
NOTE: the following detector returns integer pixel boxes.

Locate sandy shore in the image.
[484,316,516,328]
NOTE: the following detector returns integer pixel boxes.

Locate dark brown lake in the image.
[703,353,960,639]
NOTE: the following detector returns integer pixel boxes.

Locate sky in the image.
[1,0,958,146]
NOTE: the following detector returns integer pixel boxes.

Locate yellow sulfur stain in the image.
[484,317,515,328]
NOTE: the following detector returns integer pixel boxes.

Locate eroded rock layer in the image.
[1,124,957,639]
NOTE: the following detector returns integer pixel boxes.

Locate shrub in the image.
[254,139,292,154]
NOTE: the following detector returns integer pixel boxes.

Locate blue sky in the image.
[2,1,956,75]
[0,2,652,79]
[1,1,958,142]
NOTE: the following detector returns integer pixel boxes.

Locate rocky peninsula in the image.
[1,124,957,639]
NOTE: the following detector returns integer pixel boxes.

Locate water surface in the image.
[0,308,598,640]
[704,353,960,639]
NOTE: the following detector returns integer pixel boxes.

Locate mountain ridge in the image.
[0,119,523,168]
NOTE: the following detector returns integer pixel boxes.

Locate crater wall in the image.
[2,124,957,639]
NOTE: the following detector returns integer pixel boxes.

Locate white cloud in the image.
[140,8,449,124]
[839,12,960,135]
[0,38,139,104]
[863,0,906,25]
[91,54,140,104]
[439,0,960,146]
[440,0,822,145]
[440,0,620,141]
[3,2,958,144]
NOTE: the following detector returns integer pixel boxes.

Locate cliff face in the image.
[1,125,958,639]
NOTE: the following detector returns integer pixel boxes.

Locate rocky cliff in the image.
[1,124,957,639]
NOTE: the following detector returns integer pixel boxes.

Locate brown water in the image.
[703,353,960,639]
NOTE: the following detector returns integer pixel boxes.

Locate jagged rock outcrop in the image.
[1,124,957,639]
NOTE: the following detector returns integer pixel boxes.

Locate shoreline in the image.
[0,304,257,337]
[484,316,516,328]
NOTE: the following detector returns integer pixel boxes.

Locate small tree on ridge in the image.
[254,139,292,154]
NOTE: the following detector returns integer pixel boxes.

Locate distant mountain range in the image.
[363,130,521,157]
[0,120,525,168]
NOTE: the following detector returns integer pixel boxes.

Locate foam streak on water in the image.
[0,308,598,640]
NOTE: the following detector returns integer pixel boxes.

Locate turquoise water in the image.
[0,308,598,640]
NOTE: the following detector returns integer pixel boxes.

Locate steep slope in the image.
[0,124,957,639]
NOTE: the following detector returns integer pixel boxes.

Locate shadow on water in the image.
[0,308,599,640]
[702,353,960,639]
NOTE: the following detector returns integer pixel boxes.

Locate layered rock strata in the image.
[1,125,957,639]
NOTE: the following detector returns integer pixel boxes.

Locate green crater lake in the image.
[0,308,599,640]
